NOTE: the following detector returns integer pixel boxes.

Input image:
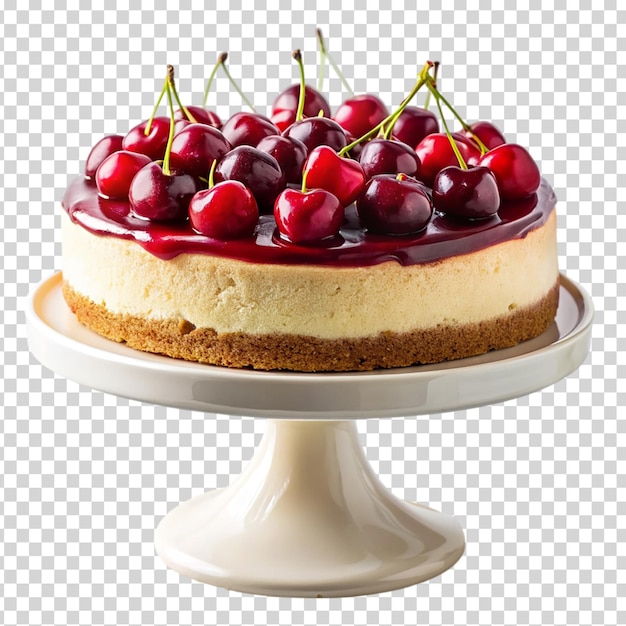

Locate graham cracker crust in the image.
[62,280,560,372]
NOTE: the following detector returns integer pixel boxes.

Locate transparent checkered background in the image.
[1,1,623,625]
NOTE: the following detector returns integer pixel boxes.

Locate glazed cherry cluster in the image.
[85,39,541,245]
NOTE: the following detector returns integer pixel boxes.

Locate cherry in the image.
[433,165,500,219]
[256,135,308,185]
[274,187,343,244]
[85,134,124,179]
[281,49,348,153]
[122,116,171,161]
[271,45,331,132]
[370,68,438,157]
[95,150,151,199]
[357,173,433,235]
[333,94,389,140]
[391,106,439,148]
[173,119,192,134]
[189,180,258,239]
[478,143,541,200]
[221,112,280,148]
[271,84,331,132]
[343,134,364,159]
[302,145,366,207]
[283,116,347,152]
[358,138,421,180]
[169,123,231,179]
[214,145,286,214]
[338,62,434,158]
[128,65,202,221]
[175,105,222,129]
[462,121,506,151]
[129,161,200,221]
[415,133,481,188]
[447,132,484,166]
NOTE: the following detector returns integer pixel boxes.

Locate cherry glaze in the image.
[62,176,555,266]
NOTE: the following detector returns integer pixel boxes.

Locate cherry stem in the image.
[292,49,306,122]
[427,81,467,170]
[339,65,430,157]
[162,77,176,176]
[301,168,308,193]
[145,81,168,136]
[381,92,414,140]
[381,61,439,140]
[422,61,439,111]
[317,28,354,96]
[208,158,217,189]
[167,65,197,123]
[466,127,489,155]
[202,52,227,108]
[220,53,256,113]
[316,28,326,93]
[425,74,489,155]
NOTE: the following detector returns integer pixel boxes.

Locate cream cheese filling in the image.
[61,209,558,340]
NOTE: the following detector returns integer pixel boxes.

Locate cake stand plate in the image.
[26,273,592,597]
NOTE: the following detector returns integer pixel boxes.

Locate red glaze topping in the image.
[62,177,555,267]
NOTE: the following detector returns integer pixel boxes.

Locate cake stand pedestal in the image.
[26,273,592,597]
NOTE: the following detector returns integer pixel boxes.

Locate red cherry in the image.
[478,143,540,200]
[169,123,231,179]
[333,94,389,140]
[357,174,433,235]
[462,121,506,150]
[450,131,478,148]
[256,135,308,185]
[392,106,439,148]
[343,133,365,159]
[358,138,421,180]
[274,187,343,244]
[173,119,192,134]
[85,135,124,179]
[189,181,258,239]
[450,132,483,166]
[283,117,347,153]
[175,105,222,129]
[433,166,500,219]
[221,112,279,148]
[122,117,171,161]
[95,150,151,199]
[129,161,200,221]
[303,146,366,207]
[270,84,331,132]
[270,109,301,135]
[214,145,286,214]
[415,133,481,188]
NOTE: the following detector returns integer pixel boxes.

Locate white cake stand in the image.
[26,272,592,597]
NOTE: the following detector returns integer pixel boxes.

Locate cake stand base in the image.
[155,419,464,597]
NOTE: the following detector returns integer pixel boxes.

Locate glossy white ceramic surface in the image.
[155,420,465,597]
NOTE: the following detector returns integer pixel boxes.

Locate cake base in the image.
[62,280,559,372]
